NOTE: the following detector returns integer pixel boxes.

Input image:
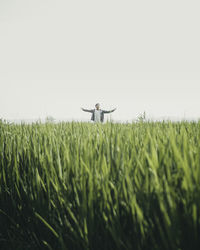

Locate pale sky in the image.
[0,0,200,122]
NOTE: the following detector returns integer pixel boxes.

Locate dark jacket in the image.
[82,108,116,122]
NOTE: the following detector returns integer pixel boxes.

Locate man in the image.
[81,103,116,123]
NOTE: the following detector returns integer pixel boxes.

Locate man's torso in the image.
[94,109,102,122]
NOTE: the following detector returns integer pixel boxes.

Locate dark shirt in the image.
[82,108,116,122]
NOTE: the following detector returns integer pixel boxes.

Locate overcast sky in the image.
[0,0,200,122]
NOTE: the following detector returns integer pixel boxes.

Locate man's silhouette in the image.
[81,103,116,123]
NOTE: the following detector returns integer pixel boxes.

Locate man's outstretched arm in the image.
[81,108,93,113]
[102,108,117,114]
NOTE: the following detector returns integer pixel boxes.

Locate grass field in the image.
[0,120,200,250]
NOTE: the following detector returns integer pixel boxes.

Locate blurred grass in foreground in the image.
[1,120,200,250]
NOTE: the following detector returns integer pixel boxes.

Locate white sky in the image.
[0,0,200,122]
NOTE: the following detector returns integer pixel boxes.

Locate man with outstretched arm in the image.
[81,103,116,123]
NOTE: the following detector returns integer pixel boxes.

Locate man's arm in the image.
[102,108,116,114]
[81,108,93,113]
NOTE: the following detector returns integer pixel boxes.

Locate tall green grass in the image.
[1,120,200,249]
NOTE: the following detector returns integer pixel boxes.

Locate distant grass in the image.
[1,120,200,250]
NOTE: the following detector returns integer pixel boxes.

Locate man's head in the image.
[95,103,100,110]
